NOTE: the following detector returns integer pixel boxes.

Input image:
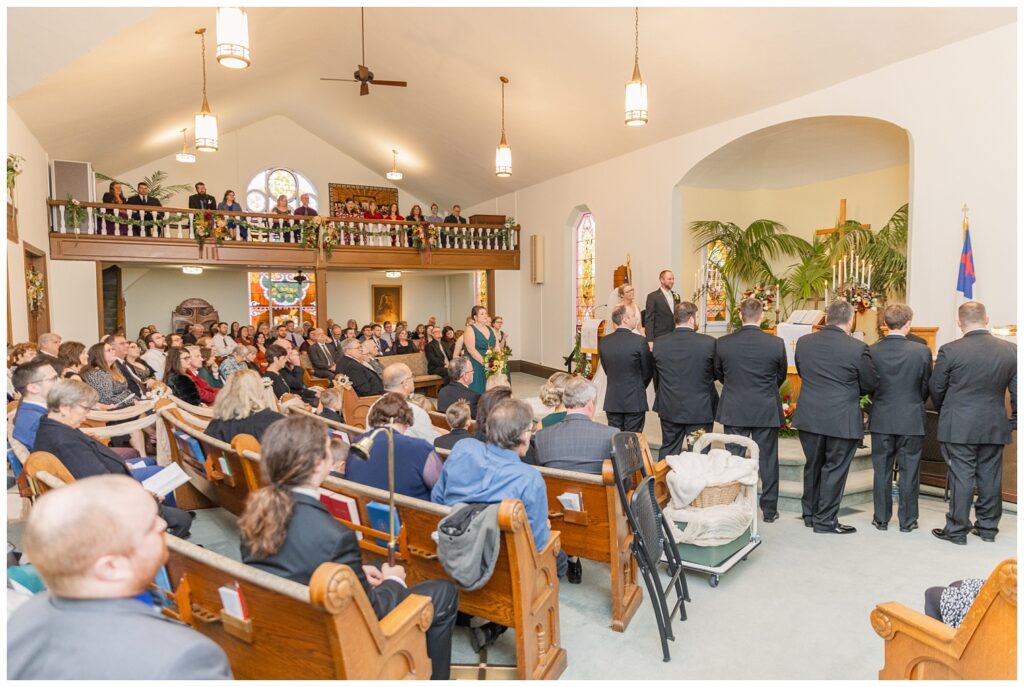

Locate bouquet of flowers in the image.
[685,427,707,450]
[194,212,229,249]
[411,223,439,254]
[779,392,797,438]
[837,285,879,314]
[483,347,508,378]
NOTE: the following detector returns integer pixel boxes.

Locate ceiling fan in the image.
[320,8,408,96]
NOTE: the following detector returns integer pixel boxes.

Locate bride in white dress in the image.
[593,283,657,412]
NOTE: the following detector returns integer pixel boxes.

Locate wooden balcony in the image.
[45,199,521,271]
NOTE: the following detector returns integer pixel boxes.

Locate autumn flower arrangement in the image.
[194,212,229,249]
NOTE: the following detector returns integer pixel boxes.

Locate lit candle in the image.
[832,264,836,289]
[867,261,872,288]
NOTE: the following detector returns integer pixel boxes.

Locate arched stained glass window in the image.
[574,212,596,327]
[475,270,488,306]
[245,167,318,213]
[248,271,318,330]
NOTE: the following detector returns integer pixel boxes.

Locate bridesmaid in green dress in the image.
[462,305,496,395]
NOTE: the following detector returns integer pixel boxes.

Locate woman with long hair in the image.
[237,324,254,346]
[405,204,425,222]
[391,328,417,355]
[229,322,242,341]
[238,415,457,680]
[80,341,148,456]
[271,194,295,243]
[205,369,283,443]
[252,331,269,372]
[125,341,154,384]
[57,341,88,380]
[100,181,128,235]
[163,347,201,406]
[460,305,496,395]
[218,189,244,239]
[197,346,224,390]
[136,326,152,351]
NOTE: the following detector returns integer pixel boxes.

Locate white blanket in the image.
[664,448,758,547]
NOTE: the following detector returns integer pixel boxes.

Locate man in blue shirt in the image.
[11,359,60,451]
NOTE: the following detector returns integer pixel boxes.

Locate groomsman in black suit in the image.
[125,181,163,237]
[644,270,679,350]
[930,301,1016,545]
[652,301,718,458]
[714,298,788,522]
[187,181,217,210]
[794,299,878,534]
[599,305,654,433]
[868,304,932,533]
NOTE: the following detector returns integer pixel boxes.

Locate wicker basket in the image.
[690,480,742,508]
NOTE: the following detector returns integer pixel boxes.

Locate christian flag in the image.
[956,219,976,300]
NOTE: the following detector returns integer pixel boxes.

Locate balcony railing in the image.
[45,199,521,270]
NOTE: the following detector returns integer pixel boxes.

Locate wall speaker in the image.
[49,159,95,228]
[530,234,544,284]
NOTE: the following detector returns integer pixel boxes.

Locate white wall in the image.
[468,25,1016,367]
[118,266,475,337]
[109,115,428,216]
[7,105,100,344]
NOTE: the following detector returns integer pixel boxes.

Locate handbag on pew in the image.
[436,502,501,591]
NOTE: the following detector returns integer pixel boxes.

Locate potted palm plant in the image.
[95,170,193,204]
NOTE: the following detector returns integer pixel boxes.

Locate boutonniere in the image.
[673,291,681,304]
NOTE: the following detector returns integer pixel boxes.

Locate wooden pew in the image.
[428,410,476,435]
[164,535,434,680]
[537,460,642,632]
[870,558,1017,679]
[320,476,566,680]
[341,385,380,429]
[23,451,75,496]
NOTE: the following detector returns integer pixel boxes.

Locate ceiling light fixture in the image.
[194,28,219,151]
[385,270,402,279]
[624,7,648,127]
[386,149,403,181]
[495,76,512,177]
[216,7,250,69]
[175,128,196,164]
[182,266,203,275]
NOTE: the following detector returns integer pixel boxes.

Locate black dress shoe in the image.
[803,518,813,528]
[470,623,508,653]
[970,527,995,542]
[762,513,779,523]
[899,522,918,533]
[566,557,583,584]
[871,520,888,531]
[814,523,857,534]
[931,528,966,545]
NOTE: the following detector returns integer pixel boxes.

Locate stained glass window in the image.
[245,167,318,213]
[248,271,318,331]
[574,213,596,327]
[705,241,727,323]
[475,270,488,307]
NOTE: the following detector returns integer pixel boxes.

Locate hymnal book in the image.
[556,492,582,512]
[318,489,362,540]
[330,429,350,445]
[218,584,248,620]
[367,501,400,548]
[218,456,232,476]
[174,430,206,474]
[140,463,191,498]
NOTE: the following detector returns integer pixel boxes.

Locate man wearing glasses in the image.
[11,358,60,450]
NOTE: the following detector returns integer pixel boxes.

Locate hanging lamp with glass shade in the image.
[386,149,403,181]
[194,28,219,151]
[624,7,648,127]
[495,76,512,177]
[216,7,250,69]
[175,128,196,163]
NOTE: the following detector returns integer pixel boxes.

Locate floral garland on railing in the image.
[93,211,192,229]
[194,212,229,249]
[26,266,46,315]
[411,223,439,254]
[299,216,341,257]
[64,195,87,231]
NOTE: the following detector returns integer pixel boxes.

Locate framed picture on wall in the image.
[329,183,398,217]
[371,284,402,324]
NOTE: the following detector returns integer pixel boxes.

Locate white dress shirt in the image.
[141,349,167,380]
[661,287,675,313]
[212,333,236,357]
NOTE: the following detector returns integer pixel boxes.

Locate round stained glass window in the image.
[246,191,267,213]
[245,167,319,213]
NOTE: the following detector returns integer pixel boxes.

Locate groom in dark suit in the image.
[598,305,653,432]
[644,269,679,351]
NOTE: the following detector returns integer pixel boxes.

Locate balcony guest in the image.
[217,189,245,239]
[271,194,296,243]
[100,181,129,235]
[125,181,162,237]
[406,204,425,222]
[425,203,444,226]
[443,204,467,248]
[293,192,317,217]
[187,181,217,211]
[364,200,383,219]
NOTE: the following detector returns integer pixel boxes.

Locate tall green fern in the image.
[96,170,193,203]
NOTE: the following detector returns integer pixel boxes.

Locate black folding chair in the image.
[611,432,689,661]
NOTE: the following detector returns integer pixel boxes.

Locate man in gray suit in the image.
[794,299,878,534]
[868,304,932,533]
[714,298,788,522]
[534,376,619,475]
[930,301,1016,545]
[7,475,232,680]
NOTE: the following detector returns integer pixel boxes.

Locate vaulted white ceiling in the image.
[8,6,1014,207]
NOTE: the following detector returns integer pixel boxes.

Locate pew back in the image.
[342,385,380,429]
[23,451,75,495]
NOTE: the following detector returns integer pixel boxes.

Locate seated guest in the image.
[539,371,573,427]
[197,346,223,390]
[377,363,441,442]
[362,339,386,377]
[424,326,452,383]
[413,324,428,351]
[434,400,472,452]
[472,386,512,442]
[238,415,456,679]
[347,393,442,500]
[236,325,254,346]
[372,323,392,355]
[141,332,168,380]
[262,345,291,399]
[136,326,151,351]
[217,189,244,240]
[11,358,60,450]
[336,338,384,396]
[8,342,38,398]
[124,341,154,383]
[252,331,270,371]
[924,578,985,629]
[211,322,236,357]
[7,475,230,679]
[181,323,203,345]
[432,398,567,646]
[281,346,322,405]
[437,357,480,417]
[187,181,216,210]
[534,376,617,475]
[219,344,251,379]
[293,192,317,216]
[308,327,339,379]
[358,324,373,342]
[57,341,88,380]
[184,346,219,404]
[205,369,285,443]
[81,341,138,410]
[441,326,457,355]
[391,328,417,355]
[32,380,192,536]
[163,347,202,406]
[318,387,345,424]
[37,332,62,360]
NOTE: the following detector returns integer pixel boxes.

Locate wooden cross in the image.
[816,198,870,237]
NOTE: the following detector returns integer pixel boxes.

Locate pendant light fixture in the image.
[175,128,196,164]
[386,149,403,181]
[495,76,512,177]
[624,7,648,127]
[216,7,250,69]
[194,28,219,152]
